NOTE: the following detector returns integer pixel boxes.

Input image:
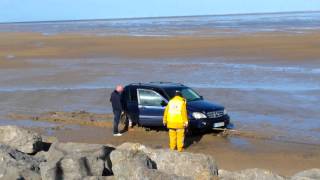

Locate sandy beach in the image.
[1,31,320,63]
[0,13,319,177]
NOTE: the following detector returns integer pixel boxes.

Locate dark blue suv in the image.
[122,82,230,130]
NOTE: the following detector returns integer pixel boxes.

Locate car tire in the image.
[185,128,193,136]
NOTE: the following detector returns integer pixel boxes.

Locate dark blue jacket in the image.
[110,90,123,111]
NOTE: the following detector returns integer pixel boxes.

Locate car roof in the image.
[127,82,186,89]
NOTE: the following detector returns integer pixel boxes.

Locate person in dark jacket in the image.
[110,85,124,136]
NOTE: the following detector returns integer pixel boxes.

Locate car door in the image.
[122,86,139,124]
[137,88,167,126]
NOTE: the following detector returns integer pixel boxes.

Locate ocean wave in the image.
[1,11,320,36]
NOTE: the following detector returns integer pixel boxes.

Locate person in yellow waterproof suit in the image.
[163,91,188,152]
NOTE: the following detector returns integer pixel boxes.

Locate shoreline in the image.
[2,10,319,24]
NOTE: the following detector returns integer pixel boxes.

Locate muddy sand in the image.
[1,32,320,64]
[0,23,319,177]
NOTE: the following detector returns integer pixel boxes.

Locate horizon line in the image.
[0,10,319,24]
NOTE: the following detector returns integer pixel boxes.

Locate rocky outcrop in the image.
[0,165,41,180]
[218,169,286,180]
[116,142,218,180]
[291,168,320,180]
[0,144,44,179]
[0,126,319,180]
[82,176,115,180]
[40,142,115,180]
[0,126,43,154]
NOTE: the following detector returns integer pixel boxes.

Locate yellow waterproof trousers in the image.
[169,129,185,152]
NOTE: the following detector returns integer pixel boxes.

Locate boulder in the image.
[149,149,218,179]
[291,169,320,180]
[34,150,49,160]
[135,169,190,180]
[218,169,285,180]
[83,176,115,180]
[0,165,41,180]
[0,126,43,154]
[110,149,189,180]
[117,143,218,179]
[0,144,43,180]
[40,142,115,180]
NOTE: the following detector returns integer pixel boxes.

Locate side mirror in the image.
[161,100,167,107]
[200,96,204,99]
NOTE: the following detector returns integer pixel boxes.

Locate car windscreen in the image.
[164,87,201,102]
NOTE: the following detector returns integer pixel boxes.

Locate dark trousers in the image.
[113,110,121,134]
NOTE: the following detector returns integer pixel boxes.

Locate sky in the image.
[0,0,320,23]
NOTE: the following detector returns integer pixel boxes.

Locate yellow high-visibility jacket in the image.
[163,96,188,129]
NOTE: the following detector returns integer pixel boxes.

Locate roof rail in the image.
[149,82,184,86]
[129,82,143,86]
[149,81,172,84]
[129,82,185,87]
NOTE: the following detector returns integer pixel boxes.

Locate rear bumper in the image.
[189,114,230,129]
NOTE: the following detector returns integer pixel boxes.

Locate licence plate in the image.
[213,122,225,128]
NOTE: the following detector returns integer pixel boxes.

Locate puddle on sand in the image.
[227,137,251,149]
[0,119,58,128]
[0,119,80,136]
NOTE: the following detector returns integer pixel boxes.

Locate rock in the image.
[83,176,115,180]
[0,165,41,180]
[135,169,190,180]
[117,143,218,179]
[0,144,43,180]
[0,144,44,172]
[34,150,49,161]
[41,135,58,144]
[110,149,189,180]
[0,126,43,154]
[110,149,152,179]
[40,142,115,180]
[149,149,218,179]
[218,168,285,180]
[291,169,320,180]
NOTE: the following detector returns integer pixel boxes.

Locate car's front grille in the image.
[207,110,224,118]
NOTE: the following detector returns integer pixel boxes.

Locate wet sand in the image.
[1,32,320,64]
[0,24,320,176]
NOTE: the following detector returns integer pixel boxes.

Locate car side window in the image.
[138,89,165,107]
